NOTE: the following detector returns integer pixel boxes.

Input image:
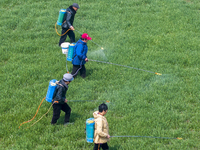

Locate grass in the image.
[0,0,200,149]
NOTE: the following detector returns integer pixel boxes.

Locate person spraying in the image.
[59,3,80,46]
[51,73,74,125]
[71,33,92,78]
[93,103,110,150]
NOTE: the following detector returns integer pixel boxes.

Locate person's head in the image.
[72,3,79,11]
[99,103,108,115]
[63,73,74,84]
[81,33,92,43]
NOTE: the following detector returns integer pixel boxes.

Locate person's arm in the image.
[54,86,65,104]
[84,46,88,62]
[76,44,86,60]
[95,118,108,138]
[66,11,73,29]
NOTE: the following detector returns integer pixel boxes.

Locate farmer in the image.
[59,3,80,46]
[93,103,110,150]
[71,33,92,78]
[51,73,74,125]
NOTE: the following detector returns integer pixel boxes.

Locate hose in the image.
[111,135,182,140]
[89,59,162,75]
[19,97,46,129]
[55,22,71,36]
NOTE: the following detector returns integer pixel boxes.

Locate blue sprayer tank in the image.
[86,118,95,143]
[67,43,75,61]
[57,9,66,26]
[46,79,57,103]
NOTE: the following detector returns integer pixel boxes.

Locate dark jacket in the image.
[62,6,76,29]
[72,39,88,65]
[52,79,69,104]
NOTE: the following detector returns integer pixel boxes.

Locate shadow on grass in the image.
[86,68,94,77]
[109,145,121,150]
[71,68,94,79]
[57,112,82,125]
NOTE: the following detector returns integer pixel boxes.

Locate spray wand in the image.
[110,135,182,140]
[89,59,162,75]
[68,100,110,103]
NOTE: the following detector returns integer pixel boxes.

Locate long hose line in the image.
[111,135,182,140]
[66,59,69,73]
[19,97,46,129]
[89,59,162,75]
[25,104,53,129]
[55,22,71,36]
[19,99,109,129]
[71,60,83,77]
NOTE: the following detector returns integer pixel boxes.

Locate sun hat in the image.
[63,73,74,82]
[81,33,92,40]
[72,3,80,9]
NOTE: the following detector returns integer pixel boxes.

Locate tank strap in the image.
[55,81,64,87]
[62,11,71,25]
[72,42,81,59]
[58,84,63,87]
[52,82,64,103]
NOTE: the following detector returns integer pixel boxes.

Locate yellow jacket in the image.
[93,111,109,144]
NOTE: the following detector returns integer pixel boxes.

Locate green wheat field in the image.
[0,0,199,149]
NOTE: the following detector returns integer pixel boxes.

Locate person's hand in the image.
[64,99,68,103]
[70,26,75,30]
[85,58,88,62]
[107,134,110,139]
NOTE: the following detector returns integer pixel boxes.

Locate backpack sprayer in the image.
[85,118,182,143]
[60,42,75,73]
[19,79,58,129]
[55,9,71,36]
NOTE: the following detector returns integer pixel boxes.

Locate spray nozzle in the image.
[155,72,162,75]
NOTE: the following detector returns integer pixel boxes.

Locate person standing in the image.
[71,33,92,78]
[59,3,80,46]
[51,73,74,125]
[93,103,110,150]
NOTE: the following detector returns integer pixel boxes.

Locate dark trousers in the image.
[93,143,109,150]
[59,28,75,46]
[51,103,71,124]
[71,64,86,78]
